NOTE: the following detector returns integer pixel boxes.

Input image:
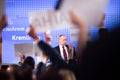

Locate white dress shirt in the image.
[59,45,69,60]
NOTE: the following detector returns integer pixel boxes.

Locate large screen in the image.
[2,0,120,65]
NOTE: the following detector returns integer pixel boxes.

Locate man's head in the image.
[23,56,35,70]
[7,64,20,74]
[59,35,67,46]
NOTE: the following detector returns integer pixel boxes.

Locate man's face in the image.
[59,35,67,46]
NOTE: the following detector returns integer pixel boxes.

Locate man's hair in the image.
[59,34,66,38]
[23,56,35,69]
[59,35,66,40]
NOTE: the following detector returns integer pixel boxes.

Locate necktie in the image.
[62,46,67,61]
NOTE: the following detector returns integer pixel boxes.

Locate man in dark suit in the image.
[54,35,76,63]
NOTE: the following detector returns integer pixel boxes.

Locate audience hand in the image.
[19,54,25,62]
[70,11,87,28]
[70,11,89,60]
[68,44,73,52]
[28,25,40,41]
[98,13,106,28]
[0,14,8,31]
[44,32,51,45]
[68,44,74,59]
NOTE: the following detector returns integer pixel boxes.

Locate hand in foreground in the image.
[70,11,89,60]
[70,11,87,28]
[0,14,8,31]
[19,54,25,62]
[44,32,51,45]
[68,44,74,59]
[98,13,106,28]
[28,25,40,41]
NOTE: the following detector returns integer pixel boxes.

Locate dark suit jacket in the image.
[54,45,76,61]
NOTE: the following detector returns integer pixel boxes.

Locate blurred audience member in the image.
[23,56,35,70]
[0,70,13,80]
[7,64,20,74]
[59,69,76,80]
[14,64,32,80]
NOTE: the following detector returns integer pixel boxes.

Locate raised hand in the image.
[70,11,89,61]
[28,25,40,41]
[0,14,8,31]
[70,11,87,28]
[44,32,51,45]
[98,13,106,28]
[68,44,74,60]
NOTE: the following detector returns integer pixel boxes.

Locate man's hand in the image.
[68,44,74,60]
[0,14,8,31]
[70,11,87,28]
[28,25,40,41]
[98,13,106,28]
[68,44,73,51]
[44,32,51,45]
[19,54,25,62]
[70,11,89,61]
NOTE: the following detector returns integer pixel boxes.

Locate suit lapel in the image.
[57,46,61,54]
